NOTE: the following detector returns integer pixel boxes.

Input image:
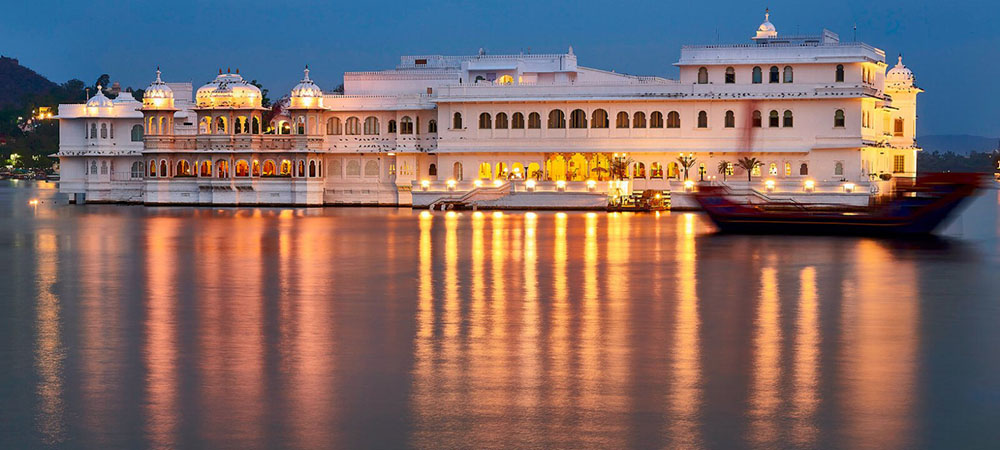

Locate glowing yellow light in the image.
[446,211,457,218]
[387,152,396,156]
[586,179,596,188]
[804,180,815,191]
[474,179,483,187]
[844,182,856,193]
[765,179,776,191]
[492,211,503,219]
[493,179,503,187]
[556,180,566,190]
[421,180,430,190]
[655,193,662,199]
[555,212,567,219]
[525,179,536,189]
[684,179,695,191]
[525,212,537,219]
[420,210,432,219]
[29,199,39,206]
[472,211,484,218]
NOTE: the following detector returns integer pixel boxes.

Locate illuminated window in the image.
[784,162,791,176]
[569,109,587,128]
[633,111,646,128]
[145,160,153,176]
[591,109,608,128]
[725,67,735,84]
[666,111,680,128]
[478,162,492,179]
[783,110,793,127]
[752,66,762,84]
[497,75,513,85]
[697,67,708,84]
[650,111,664,128]
[511,113,524,129]
[752,164,761,177]
[548,110,565,128]
[633,162,646,178]
[836,64,845,82]
[495,112,508,129]
[527,112,540,129]
[236,160,249,177]
[893,155,905,173]
[479,112,492,129]
[725,110,735,128]
[769,163,777,176]
[650,162,663,178]
[453,112,462,129]
[280,160,293,176]
[834,110,845,127]
[697,111,708,128]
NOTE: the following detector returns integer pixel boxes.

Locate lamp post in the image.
[677,153,696,181]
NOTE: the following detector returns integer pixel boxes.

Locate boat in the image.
[694,173,982,235]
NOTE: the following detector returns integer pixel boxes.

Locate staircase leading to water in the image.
[428,182,512,210]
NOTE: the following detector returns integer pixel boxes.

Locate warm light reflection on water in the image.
[3,183,1000,449]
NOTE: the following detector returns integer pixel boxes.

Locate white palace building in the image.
[55,12,921,209]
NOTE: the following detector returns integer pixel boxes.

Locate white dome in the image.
[196,70,262,108]
[144,68,174,101]
[886,55,915,87]
[291,67,323,98]
[113,90,140,104]
[754,9,778,39]
[86,85,113,108]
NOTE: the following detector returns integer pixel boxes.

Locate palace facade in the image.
[55,12,921,208]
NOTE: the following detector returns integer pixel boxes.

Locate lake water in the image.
[1,180,998,449]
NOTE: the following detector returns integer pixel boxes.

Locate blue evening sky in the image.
[2,0,996,136]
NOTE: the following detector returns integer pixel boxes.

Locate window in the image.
[346,160,360,176]
[769,66,780,83]
[697,67,708,84]
[309,160,317,177]
[428,163,437,177]
[666,111,680,128]
[650,111,664,128]
[364,160,379,177]
[528,112,541,129]
[769,110,779,127]
[388,120,397,133]
[752,110,762,128]
[453,112,463,129]
[769,163,778,176]
[177,160,191,176]
[479,112,492,129]
[893,155,905,173]
[252,117,260,134]
[235,160,249,177]
[146,160,154,176]
[616,112,629,128]
[90,123,98,138]
[725,67,735,84]
[834,161,844,176]
[894,118,904,136]
[216,116,226,133]
[834,109,845,127]
[591,109,608,128]
[783,66,793,83]
[785,162,792,176]
[497,75,513,85]
[101,161,108,175]
[296,117,305,134]
[783,110,793,127]
[478,162,492,179]
[569,109,587,128]
[511,113,524,129]
[633,162,646,178]
[327,117,341,135]
[345,117,360,135]
[453,162,463,180]
[131,124,143,141]
[364,116,379,135]
[799,163,809,176]
[697,111,708,128]
[474,75,485,83]
[495,112,508,129]
[724,110,735,128]
[400,116,413,134]
[101,123,108,139]
[548,110,565,128]
[428,119,437,133]
[752,66,762,84]
[633,112,646,128]
[836,64,845,82]
[650,162,663,178]
[110,123,114,139]
[297,160,306,177]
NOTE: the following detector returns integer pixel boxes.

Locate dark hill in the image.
[0,56,56,107]
[918,135,999,155]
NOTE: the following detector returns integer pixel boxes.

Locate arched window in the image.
[724,110,735,128]
[453,112,462,129]
[296,160,305,177]
[388,120,397,133]
[834,109,845,127]
[474,75,485,83]
[633,111,646,128]
[495,112,508,129]
[495,162,508,179]
[263,160,277,176]
[769,110,780,127]
[453,162,463,180]
[591,109,608,128]
[252,160,260,176]
[147,160,155,177]
[497,75,513,85]
[428,163,437,177]
[783,110,794,127]
[216,116,226,133]
[89,123,97,138]
[752,66,762,84]
[428,119,438,133]
[400,116,413,134]
[548,110,565,128]
[697,111,708,128]
[215,160,228,178]
[769,66,780,83]
[769,163,778,176]
[633,162,646,178]
[345,117,360,135]
[725,67,735,84]
[131,124,143,141]
[252,117,260,134]
[752,110,762,128]
[785,162,792,176]
[478,162,492,179]
[783,66,793,83]
[511,113,524,129]
[616,111,630,128]
[235,160,249,177]
[100,123,108,139]
[894,118,904,136]
[479,112,492,129]
[176,160,190,176]
[650,111,664,128]
[697,67,708,84]
[296,116,305,135]
[279,160,292,176]
[200,160,212,177]
[309,160,317,177]
[650,162,663,178]
[131,161,143,178]
[159,160,167,177]
[666,111,681,128]
[364,116,379,135]
[346,160,360,176]
[528,112,541,129]
[364,160,379,177]
[799,163,809,175]
[569,109,587,128]
[835,64,845,82]
[834,161,844,176]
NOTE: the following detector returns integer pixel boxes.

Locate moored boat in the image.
[694,173,982,235]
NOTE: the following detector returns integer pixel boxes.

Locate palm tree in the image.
[736,156,762,182]
[609,156,634,180]
[676,154,697,180]
[717,160,730,181]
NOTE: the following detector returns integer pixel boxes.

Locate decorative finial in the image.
[227,67,231,73]
[898,53,903,65]
[304,65,310,80]
[155,67,162,83]
[97,84,102,92]
[765,7,770,21]
[568,45,574,55]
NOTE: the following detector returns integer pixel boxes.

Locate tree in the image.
[249,80,270,107]
[94,74,110,90]
[609,156,633,180]
[736,156,762,182]
[676,154,696,180]
[717,160,730,181]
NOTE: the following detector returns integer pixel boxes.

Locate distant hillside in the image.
[918,135,999,154]
[0,56,56,107]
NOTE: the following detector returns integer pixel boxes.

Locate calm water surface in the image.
[1,180,999,449]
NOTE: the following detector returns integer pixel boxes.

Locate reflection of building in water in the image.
[56,11,919,206]
[34,231,66,446]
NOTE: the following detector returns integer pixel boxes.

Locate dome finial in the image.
[765,7,769,22]
[304,65,310,80]
[97,84,102,92]
[898,53,903,65]
[155,67,162,83]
